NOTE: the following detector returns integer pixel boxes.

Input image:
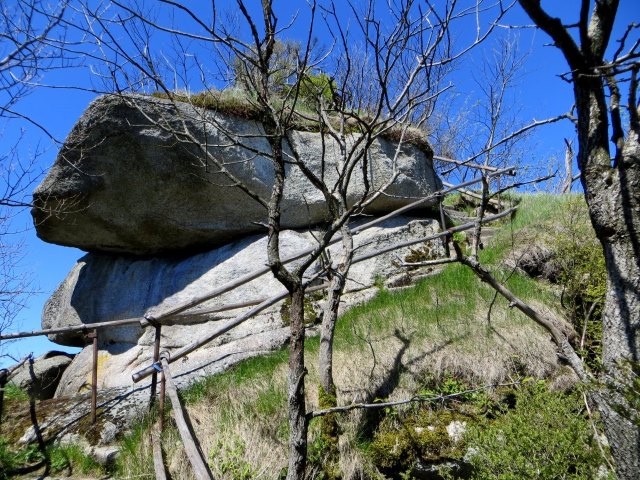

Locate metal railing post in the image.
[150,323,161,408]
[88,330,98,424]
[438,194,451,258]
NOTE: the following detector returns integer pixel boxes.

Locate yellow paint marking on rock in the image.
[83,351,110,391]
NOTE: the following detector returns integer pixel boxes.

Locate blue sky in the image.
[0,0,638,367]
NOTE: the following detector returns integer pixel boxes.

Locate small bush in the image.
[47,443,104,476]
[466,383,608,479]
[2,383,29,402]
[551,197,606,370]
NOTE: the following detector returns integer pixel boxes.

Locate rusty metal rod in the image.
[132,207,516,383]
[89,330,98,424]
[150,324,161,408]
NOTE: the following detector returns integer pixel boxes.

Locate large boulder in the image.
[33,94,441,256]
[44,215,443,395]
[7,351,75,399]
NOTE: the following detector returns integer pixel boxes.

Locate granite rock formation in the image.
[33,94,441,256]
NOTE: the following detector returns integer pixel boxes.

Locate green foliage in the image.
[2,382,29,401]
[210,436,257,480]
[466,383,607,479]
[47,443,104,476]
[417,373,475,405]
[0,437,43,478]
[555,199,606,303]
[452,231,466,245]
[368,408,467,473]
[312,385,341,479]
[307,420,341,480]
[296,72,336,108]
[0,437,104,479]
[554,197,606,369]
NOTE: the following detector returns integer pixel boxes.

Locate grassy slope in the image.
[116,194,599,479]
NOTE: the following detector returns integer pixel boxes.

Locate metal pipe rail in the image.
[131,206,517,383]
[0,166,516,342]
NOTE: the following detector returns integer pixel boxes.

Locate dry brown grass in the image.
[149,89,432,154]
[123,195,582,479]
[154,291,563,479]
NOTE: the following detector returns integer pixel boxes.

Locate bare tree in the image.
[0,0,68,360]
[24,1,634,476]
[431,33,531,179]
[516,1,640,477]
[61,1,516,477]
[561,138,576,193]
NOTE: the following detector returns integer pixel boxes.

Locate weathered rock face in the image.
[8,351,74,399]
[33,94,441,256]
[44,230,314,347]
[46,216,443,396]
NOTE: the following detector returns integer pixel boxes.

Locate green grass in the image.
[1,383,29,402]
[47,443,105,477]
[116,193,602,479]
[0,436,106,479]
[115,413,156,479]
[180,349,288,405]
[149,88,433,153]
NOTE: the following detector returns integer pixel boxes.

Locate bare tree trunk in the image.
[516,2,640,475]
[287,284,308,480]
[562,138,573,194]
[576,85,640,480]
[317,277,342,477]
[317,226,353,477]
[319,227,354,392]
[598,191,640,478]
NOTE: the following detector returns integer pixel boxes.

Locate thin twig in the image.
[308,381,521,419]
